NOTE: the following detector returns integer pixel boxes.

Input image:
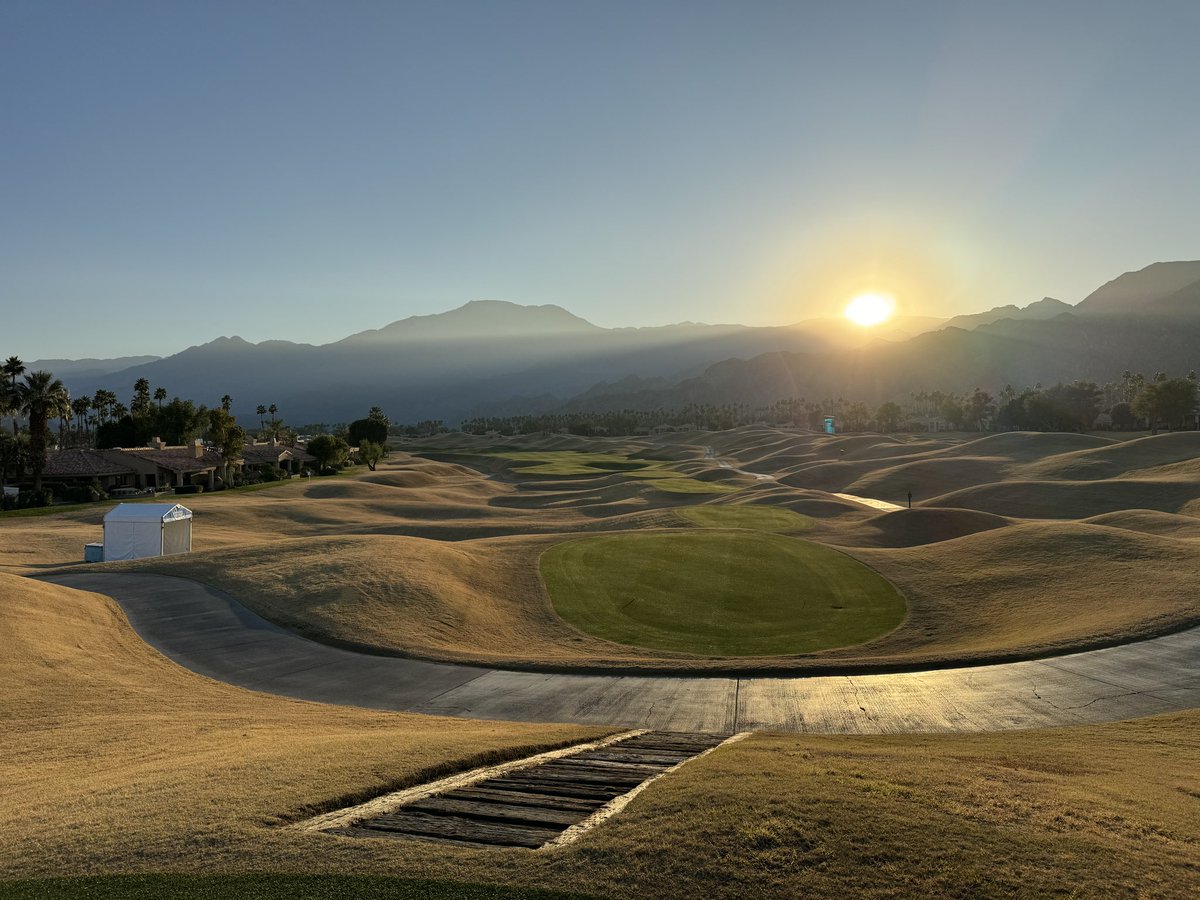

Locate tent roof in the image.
[104,503,192,523]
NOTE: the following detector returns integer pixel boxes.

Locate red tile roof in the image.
[43,449,135,478]
[118,447,226,473]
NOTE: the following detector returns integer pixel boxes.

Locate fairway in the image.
[541,532,906,656]
[677,504,813,532]
[460,449,735,493]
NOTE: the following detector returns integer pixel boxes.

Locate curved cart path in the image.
[42,573,1200,735]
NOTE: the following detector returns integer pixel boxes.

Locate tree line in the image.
[448,373,1199,438]
[0,352,395,504]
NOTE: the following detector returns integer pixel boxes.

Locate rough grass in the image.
[540,532,906,656]
[0,875,591,900]
[3,574,1197,898]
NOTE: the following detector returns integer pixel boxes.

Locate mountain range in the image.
[28,260,1200,424]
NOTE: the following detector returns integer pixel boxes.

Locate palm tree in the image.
[93,390,108,425]
[3,356,25,435]
[256,404,267,430]
[0,380,12,438]
[154,386,167,409]
[221,394,232,412]
[20,371,70,491]
[132,378,152,417]
[71,397,90,438]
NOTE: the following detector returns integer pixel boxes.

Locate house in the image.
[241,440,316,477]
[42,438,241,492]
[41,449,139,491]
[108,439,234,491]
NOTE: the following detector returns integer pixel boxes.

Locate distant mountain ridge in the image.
[1075,261,1200,314]
[941,297,1073,332]
[26,356,161,381]
[338,300,601,344]
[33,260,1200,423]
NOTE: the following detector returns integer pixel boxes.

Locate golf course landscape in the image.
[2,426,1199,897]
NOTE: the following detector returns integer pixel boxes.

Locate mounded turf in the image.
[540,532,906,655]
[676,504,813,532]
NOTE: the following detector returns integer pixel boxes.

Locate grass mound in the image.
[541,532,905,656]
[927,478,1200,518]
[944,431,1115,460]
[1019,430,1200,481]
[844,455,1014,501]
[834,507,1010,547]
[848,521,1200,660]
[677,504,813,533]
[1082,508,1200,538]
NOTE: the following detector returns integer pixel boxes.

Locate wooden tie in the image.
[330,731,727,849]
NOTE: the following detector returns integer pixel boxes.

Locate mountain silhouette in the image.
[37,261,1200,424]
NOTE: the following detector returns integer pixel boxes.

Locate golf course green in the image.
[541,532,906,656]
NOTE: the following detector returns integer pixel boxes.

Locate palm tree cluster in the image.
[0,353,277,499]
[0,357,71,491]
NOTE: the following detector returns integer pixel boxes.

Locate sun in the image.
[844,292,895,327]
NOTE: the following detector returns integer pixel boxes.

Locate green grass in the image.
[467,450,734,494]
[493,450,662,476]
[0,473,326,517]
[0,875,591,900]
[541,532,906,655]
[645,476,735,494]
[677,504,813,532]
[0,501,97,519]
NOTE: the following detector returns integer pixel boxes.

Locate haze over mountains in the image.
[31,261,1200,424]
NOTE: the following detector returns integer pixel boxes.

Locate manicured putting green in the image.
[541,532,906,656]
[677,504,813,532]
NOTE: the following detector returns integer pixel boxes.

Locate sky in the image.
[3,0,1199,359]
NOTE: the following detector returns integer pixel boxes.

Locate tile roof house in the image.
[41,439,242,491]
[242,440,316,475]
[41,449,137,482]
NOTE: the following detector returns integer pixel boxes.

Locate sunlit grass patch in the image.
[677,504,813,532]
[481,450,735,493]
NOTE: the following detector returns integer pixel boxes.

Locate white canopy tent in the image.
[103,503,193,561]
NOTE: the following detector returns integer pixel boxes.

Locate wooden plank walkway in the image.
[329,732,727,849]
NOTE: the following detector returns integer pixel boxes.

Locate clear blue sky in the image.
[3,0,1198,359]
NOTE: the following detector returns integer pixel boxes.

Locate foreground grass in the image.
[541,532,906,655]
[0,875,590,900]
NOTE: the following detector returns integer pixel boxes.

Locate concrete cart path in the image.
[831,493,906,512]
[42,573,1200,735]
[706,446,904,508]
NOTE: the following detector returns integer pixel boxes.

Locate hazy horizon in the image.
[4,1,1199,360]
